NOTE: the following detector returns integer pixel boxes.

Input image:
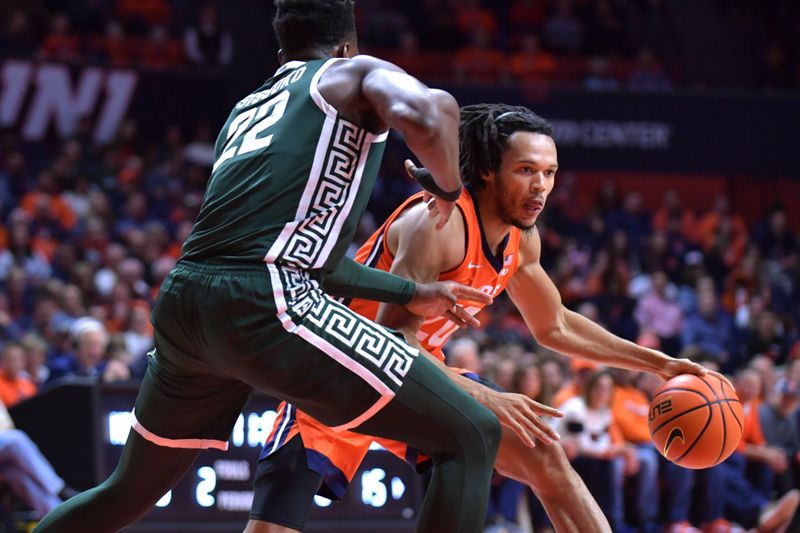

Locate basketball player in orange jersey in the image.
[246,104,714,533]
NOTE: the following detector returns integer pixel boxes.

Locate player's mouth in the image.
[522,198,545,216]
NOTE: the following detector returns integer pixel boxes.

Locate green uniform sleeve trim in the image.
[323,256,416,305]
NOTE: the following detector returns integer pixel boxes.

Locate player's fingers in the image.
[404,159,419,178]
[520,403,560,442]
[518,413,555,446]
[528,398,564,418]
[451,305,480,328]
[708,370,735,389]
[450,284,493,305]
[503,417,536,448]
[444,309,474,328]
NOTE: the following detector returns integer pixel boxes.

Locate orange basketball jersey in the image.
[349,188,521,359]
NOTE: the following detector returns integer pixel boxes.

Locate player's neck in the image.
[473,188,512,256]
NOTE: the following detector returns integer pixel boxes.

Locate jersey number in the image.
[212,90,290,172]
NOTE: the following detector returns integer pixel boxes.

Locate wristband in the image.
[412,167,461,202]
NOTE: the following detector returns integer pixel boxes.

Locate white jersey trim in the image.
[130,409,229,451]
[266,263,395,432]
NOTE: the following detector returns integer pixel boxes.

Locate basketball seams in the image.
[654,386,710,403]
[720,379,743,433]
[698,376,727,466]
[674,404,713,464]
[649,398,740,437]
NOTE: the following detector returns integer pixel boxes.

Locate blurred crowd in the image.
[1,0,799,90]
[0,0,232,69]
[0,109,798,529]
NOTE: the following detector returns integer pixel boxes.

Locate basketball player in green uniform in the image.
[32,2,558,532]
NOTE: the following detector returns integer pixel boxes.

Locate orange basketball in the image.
[648,373,743,469]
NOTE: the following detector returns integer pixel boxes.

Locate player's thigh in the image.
[230,294,418,431]
[133,346,252,450]
[250,435,322,532]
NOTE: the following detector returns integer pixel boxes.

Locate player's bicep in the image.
[506,230,566,340]
[374,206,455,332]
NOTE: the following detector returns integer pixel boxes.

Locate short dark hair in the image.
[273,0,356,55]
[459,103,553,190]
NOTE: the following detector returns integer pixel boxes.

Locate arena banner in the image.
[451,85,800,176]
[2,56,798,176]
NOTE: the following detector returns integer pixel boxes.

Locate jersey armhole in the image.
[310,58,389,143]
[383,198,468,275]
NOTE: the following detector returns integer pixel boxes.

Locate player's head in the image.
[460,104,557,230]
[273,0,357,63]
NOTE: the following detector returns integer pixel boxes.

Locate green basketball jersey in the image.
[181,58,388,272]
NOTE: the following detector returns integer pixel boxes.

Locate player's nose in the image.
[530,172,546,191]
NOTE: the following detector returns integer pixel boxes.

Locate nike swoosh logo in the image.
[467,263,481,269]
[664,427,685,457]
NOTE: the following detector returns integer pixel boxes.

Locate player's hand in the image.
[476,388,563,448]
[405,280,492,327]
[658,358,734,388]
[404,159,457,230]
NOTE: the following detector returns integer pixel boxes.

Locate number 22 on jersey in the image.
[212,90,290,172]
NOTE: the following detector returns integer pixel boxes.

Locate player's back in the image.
[349,188,522,359]
[181,58,387,271]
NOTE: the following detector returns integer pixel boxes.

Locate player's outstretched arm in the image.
[508,229,712,382]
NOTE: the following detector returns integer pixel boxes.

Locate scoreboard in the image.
[12,381,422,532]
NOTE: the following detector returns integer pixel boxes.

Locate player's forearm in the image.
[538,309,671,374]
[400,91,460,194]
[323,256,416,304]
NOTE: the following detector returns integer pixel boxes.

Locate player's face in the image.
[489,132,558,230]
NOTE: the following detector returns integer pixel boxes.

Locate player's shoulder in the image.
[388,199,466,269]
[326,54,406,79]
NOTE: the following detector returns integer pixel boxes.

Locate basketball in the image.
[648,374,743,469]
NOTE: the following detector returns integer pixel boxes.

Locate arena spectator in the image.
[0,397,77,517]
[38,12,80,61]
[652,190,698,244]
[681,288,734,367]
[510,34,557,83]
[20,333,49,386]
[453,28,507,84]
[0,10,38,54]
[746,310,790,366]
[627,48,673,92]
[697,196,748,275]
[634,271,684,354]
[542,0,584,52]
[47,317,109,383]
[140,25,184,69]
[0,342,37,407]
[445,337,482,375]
[184,2,233,67]
[759,377,800,494]
[554,371,630,530]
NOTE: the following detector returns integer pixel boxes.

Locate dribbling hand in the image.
[659,357,734,388]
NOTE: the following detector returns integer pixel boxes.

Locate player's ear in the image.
[335,39,357,59]
[480,171,494,186]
